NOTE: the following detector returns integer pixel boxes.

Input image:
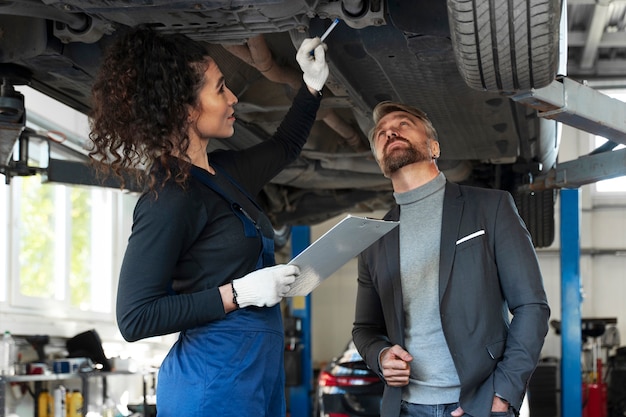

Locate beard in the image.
[380,139,429,176]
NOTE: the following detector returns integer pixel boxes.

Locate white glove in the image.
[232,264,299,308]
[296,37,329,92]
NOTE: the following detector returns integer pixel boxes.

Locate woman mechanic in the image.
[88,26,329,416]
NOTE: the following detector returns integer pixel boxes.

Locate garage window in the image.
[0,87,116,319]
[8,175,115,315]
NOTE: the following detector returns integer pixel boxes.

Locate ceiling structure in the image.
[567,0,626,86]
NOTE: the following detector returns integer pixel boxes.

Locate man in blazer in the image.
[352,101,550,417]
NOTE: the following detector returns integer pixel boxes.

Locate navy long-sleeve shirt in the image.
[116,85,320,342]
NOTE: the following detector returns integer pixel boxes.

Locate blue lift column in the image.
[288,225,312,417]
[560,188,583,417]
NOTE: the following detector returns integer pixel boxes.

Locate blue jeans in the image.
[399,401,515,417]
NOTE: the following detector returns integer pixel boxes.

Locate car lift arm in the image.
[511,76,626,191]
[517,147,626,191]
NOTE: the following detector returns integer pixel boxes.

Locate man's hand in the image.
[451,406,465,416]
[491,395,510,412]
[448,394,508,415]
[379,345,413,386]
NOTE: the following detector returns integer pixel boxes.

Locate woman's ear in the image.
[187,104,198,124]
[187,112,195,124]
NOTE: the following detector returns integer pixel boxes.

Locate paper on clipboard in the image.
[286,214,398,296]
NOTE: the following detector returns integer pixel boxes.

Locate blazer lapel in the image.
[439,183,463,303]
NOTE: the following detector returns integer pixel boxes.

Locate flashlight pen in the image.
[320,18,340,42]
[310,18,340,55]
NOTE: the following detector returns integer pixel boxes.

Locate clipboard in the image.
[285,214,398,296]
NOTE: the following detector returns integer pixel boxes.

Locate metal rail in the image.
[511,76,626,190]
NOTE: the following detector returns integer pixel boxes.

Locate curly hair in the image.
[88,26,212,192]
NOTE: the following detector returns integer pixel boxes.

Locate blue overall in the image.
[156,167,285,417]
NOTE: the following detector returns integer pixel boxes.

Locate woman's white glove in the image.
[296,37,329,92]
[232,264,299,308]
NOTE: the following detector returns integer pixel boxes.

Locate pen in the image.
[320,18,340,42]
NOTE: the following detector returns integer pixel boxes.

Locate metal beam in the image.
[568,30,626,48]
[569,59,626,78]
[519,147,626,191]
[511,76,626,191]
[511,76,626,146]
[579,1,611,70]
[42,158,141,192]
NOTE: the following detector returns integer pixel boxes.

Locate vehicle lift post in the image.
[561,188,583,417]
[288,225,313,417]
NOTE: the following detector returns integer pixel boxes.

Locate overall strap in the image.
[189,164,276,267]
[211,163,265,214]
[210,163,276,241]
[189,165,260,238]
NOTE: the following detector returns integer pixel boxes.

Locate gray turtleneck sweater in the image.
[393,172,461,404]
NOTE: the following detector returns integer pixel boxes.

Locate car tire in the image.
[447,0,561,92]
[514,188,556,248]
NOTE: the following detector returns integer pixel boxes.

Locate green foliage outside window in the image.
[69,187,91,308]
[18,176,55,298]
[18,176,92,308]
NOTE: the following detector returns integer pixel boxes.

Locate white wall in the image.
[310,124,626,366]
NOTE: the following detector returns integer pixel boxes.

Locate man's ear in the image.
[431,140,441,159]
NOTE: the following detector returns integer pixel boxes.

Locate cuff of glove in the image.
[303,74,326,93]
[230,281,240,309]
[231,279,257,308]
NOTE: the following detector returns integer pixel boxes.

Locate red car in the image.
[315,340,384,417]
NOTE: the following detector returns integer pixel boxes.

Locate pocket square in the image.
[456,230,485,245]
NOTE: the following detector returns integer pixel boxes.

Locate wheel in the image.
[514,188,556,248]
[447,0,562,93]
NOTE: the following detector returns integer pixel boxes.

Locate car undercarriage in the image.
[1,0,565,247]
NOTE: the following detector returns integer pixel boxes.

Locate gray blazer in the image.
[352,182,550,417]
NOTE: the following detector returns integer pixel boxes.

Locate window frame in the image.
[5,172,119,322]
